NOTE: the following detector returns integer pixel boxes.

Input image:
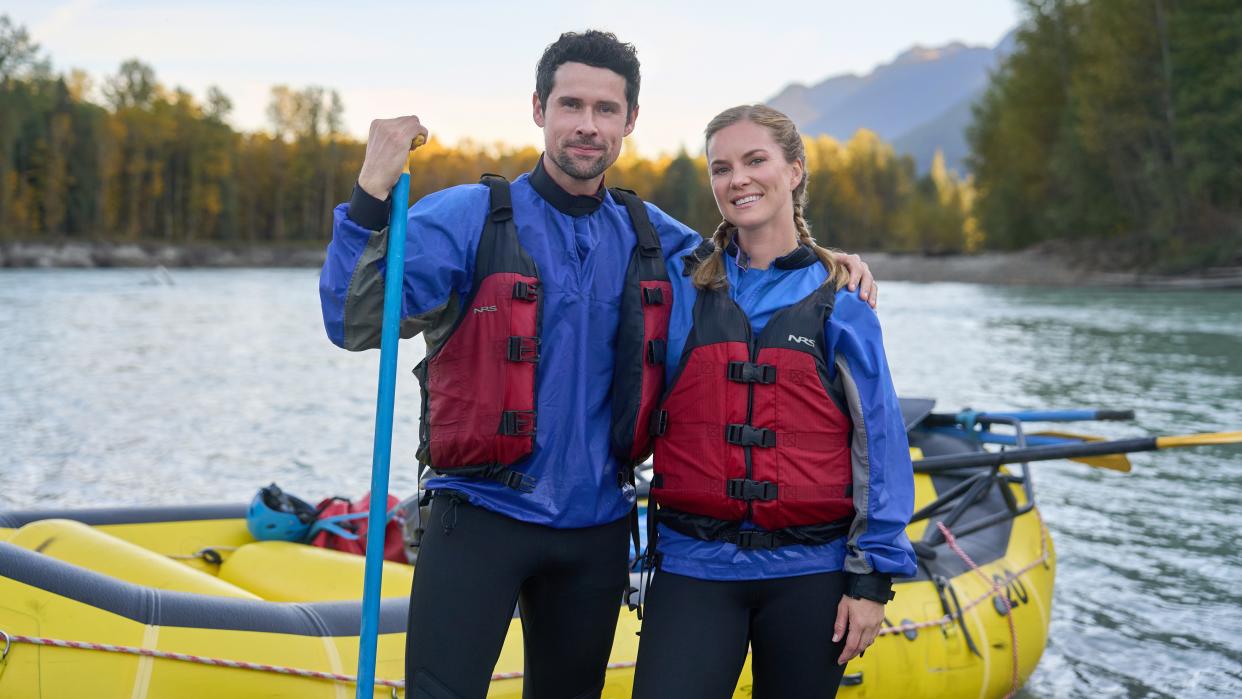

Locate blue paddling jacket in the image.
[319,158,701,529]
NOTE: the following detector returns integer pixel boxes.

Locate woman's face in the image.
[706,120,803,232]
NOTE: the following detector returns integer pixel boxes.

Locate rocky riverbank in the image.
[864,249,1242,289]
[4,240,1241,289]
[0,240,325,269]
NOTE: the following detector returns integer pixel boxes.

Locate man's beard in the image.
[552,142,610,181]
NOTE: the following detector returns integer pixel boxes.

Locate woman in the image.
[632,105,916,698]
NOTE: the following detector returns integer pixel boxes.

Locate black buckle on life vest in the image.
[500,410,536,436]
[726,478,779,502]
[650,410,669,437]
[642,286,664,305]
[512,281,539,302]
[646,339,667,365]
[734,530,780,550]
[726,361,777,384]
[507,336,540,362]
[725,424,776,448]
[491,468,536,493]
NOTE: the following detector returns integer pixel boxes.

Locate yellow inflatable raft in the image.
[0,402,1056,698]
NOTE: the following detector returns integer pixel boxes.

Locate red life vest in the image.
[650,258,854,545]
[609,188,673,467]
[414,176,670,491]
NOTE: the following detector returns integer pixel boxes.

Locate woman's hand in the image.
[832,252,878,308]
[834,595,886,665]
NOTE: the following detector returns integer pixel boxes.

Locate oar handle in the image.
[1093,410,1136,421]
[402,134,427,175]
[924,408,1136,428]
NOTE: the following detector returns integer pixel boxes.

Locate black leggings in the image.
[632,569,848,699]
[405,493,630,699]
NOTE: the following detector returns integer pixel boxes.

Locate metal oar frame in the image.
[905,416,1039,656]
[910,415,1036,552]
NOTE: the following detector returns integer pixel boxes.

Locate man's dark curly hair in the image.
[535,30,641,118]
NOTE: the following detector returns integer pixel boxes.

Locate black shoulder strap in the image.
[480,173,513,222]
[473,173,535,282]
[609,187,662,258]
[810,281,837,314]
[682,239,717,276]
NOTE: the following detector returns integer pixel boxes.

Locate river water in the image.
[1,268,1239,698]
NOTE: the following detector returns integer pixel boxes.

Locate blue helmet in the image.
[247,483,317,542]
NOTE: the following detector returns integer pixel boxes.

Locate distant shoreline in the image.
[863,249,1242,290]
[0,240,325,270]
[3,240,1241,289]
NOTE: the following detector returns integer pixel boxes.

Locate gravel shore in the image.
[0,241,326,269]
[864,250,1242,289]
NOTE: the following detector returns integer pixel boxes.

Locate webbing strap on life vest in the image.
[430,464,536,492]
[481,173,513,222]
[656,507,851,550]
[475,465,536,493]
[609,187,661,258]
[624,473,643,617]
[631,497,662,621]
[605,184,672,485]
[681,239,717,276]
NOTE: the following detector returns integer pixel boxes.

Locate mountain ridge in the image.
[767,28,1017,173]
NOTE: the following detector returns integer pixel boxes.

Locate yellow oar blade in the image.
[1073,454,1132,472]
[1033,431,1133,472]
[1033,430,1103,440]
[1157,431,1242,448]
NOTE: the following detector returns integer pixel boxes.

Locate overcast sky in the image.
[9,0,1021,156]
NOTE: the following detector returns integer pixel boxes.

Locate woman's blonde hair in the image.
[693,104,847,292]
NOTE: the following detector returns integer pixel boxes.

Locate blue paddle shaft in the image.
[355,171,410,698]
[924,426,1080,447]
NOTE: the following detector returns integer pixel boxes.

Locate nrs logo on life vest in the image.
[788,334,816,348]
[473,305,498,314]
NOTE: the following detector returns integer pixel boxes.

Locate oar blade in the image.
[1072,454,1132,472]
[1031,430,1132,472]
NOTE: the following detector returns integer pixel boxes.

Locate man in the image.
[320,30,876,699]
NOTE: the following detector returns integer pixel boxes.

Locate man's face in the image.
[533,62,638,182]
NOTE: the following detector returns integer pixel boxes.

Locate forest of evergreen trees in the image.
[969,0,1241,267]
[3,0,1238,268]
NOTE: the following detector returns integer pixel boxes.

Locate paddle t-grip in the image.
[403,134,427,175]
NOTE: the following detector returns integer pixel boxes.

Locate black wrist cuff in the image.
[845,572,895,603]
[348,181,391,231]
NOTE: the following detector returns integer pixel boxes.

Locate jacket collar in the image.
[725,240,818,271]
[530,155,605,217]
